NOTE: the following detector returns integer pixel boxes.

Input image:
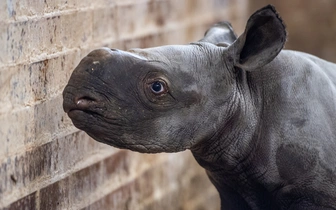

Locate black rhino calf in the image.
[63,5,336,210]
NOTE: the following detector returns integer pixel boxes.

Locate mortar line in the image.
[0,5,116,25]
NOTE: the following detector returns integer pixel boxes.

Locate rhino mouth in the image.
[67,108,99,119]
[63,89,106,123]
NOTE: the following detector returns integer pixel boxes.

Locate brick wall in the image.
[0,1,248,209]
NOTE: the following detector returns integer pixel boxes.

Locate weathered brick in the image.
[0,21,29,64]
[0,64,33,109]
[102,150,130,177]
[116,1,187,40]
[39,152,116,210]
[4,0,44,18]
[0,141,53,199]
[59,10,94,49]
[44,0,72,13]
[39,180,65,209]
[0,107,35,158]
[0,1,10,22]
[28,15,62,59]
[92,6,117,44]
[32,97,66,140]
[3,192,37,210]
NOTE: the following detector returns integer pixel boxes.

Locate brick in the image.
[0,141,53,198]
[116,1,179,40]
[5,0,43,18]
[16,0,45,17]
[120,33,165,50]
[0,1,10,21]
[0,65,33,109]
[40,162,102,210]
[102,150,130,177]
[4,192,37,210]
[59,10,94,49]
[3,0,25,19]
[92,6,117,44]
[0,21,29,64]
[28,16,62,59]
[44,0,71,13]
[0,107,34,158]
[39,180,65,209]
[81,181,135,210]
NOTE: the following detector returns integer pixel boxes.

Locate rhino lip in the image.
[64,96,102,117]
[68,109,98,116]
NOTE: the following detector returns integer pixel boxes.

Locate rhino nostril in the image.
[75,96,97,109]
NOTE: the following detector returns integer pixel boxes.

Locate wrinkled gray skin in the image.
[63,5,336,210]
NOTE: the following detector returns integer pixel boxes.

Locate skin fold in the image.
[63,5,336,210]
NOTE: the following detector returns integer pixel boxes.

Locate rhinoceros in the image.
[63,5,336,210]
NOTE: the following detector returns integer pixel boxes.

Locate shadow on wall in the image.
[249,0,336,62]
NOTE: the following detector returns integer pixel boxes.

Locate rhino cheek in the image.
[150,111,200,151]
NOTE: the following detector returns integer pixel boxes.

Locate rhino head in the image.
[62,5,286,154]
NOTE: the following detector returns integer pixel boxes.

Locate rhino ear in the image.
[228,5,287,71]
[200,21,237,45]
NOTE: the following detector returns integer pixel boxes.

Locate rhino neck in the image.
[191,99,262,177]
[192,69,262,168]
[190,74,269,204]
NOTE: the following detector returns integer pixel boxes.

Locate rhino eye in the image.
[150,81,167,94]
